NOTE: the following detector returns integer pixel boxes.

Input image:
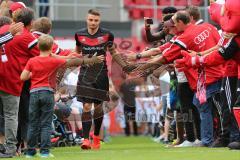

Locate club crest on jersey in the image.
[98,37,104,43]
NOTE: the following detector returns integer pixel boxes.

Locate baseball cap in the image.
[9,2,26,13]
[164,18,175,28]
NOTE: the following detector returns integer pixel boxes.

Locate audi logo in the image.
[194,30,210,44]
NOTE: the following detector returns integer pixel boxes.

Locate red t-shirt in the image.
[162,23,223,90]
[32,31,72,56]
[24,56,66,90]
[0,27,40,96]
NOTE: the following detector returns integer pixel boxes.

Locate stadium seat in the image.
[143,9,154,18]
[157,9,162,20]
[157,0,171,6]
[129,8,142,19]
[135,0,151,5]
[174,0,188,6]
[191,0,203,6]
[124,0,134,7]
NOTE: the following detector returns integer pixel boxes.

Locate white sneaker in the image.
[193,139,202,146]
[175,140,194,147]
[154,135,165,143]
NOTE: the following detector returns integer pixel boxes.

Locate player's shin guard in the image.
[92,105,103,149]
[81,111,92,139]
[93,104,104,136]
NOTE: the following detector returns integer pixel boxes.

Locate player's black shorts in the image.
[76,67,109,104]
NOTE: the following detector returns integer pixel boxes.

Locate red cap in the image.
[10,2,26,13]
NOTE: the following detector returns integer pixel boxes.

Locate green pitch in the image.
[8,136,240,160]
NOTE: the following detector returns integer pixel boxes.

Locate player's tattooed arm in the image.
[108,45,138,73]
[126,47,162,61]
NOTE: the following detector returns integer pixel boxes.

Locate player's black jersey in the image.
[75,27,114,73]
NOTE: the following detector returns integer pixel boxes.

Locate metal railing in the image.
[34,0,209,22]
[34,0,112,20]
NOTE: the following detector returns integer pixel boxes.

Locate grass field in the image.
[7,136,240,160]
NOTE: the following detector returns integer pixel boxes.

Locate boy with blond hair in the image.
[21,34,103,157]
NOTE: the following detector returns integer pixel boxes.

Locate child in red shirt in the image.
[20,34,103,158]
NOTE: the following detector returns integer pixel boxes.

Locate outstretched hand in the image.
[133,61,160,72]
[175,50,202,72]
[84,54,104,66]
[132,63,160,78]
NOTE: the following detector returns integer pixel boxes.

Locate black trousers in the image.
[214,77,239,142]
[178,82,201,142]
[17,80,30,145]
[124,105,138,136]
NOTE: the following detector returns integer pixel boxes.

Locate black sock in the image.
[93,106,104,136]
[81,111,92,139]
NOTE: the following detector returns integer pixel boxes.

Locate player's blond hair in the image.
[38,34,54,52]
[32,17,52,34]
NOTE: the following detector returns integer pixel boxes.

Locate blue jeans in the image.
[193,80,221,146]
[27,90,54,154]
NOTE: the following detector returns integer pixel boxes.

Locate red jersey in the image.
[32,31,72,56]
[162,23,223,90]
[203,36,240,78]
[0,27,40,96]
[158,38,175,51]
[0,25,13,45]
[24,56,66,90]
[158,33,183,52]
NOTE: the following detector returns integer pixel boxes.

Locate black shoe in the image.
[210,138,229,148]
[228,141,240,150]
[26,149,37,157]
[0,152,13,158]
[163,140,169,144]
[0,144,6,153]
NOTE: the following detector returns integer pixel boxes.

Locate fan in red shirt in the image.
[20,34,104,158]
[31,17,74,57]
[175,0,240,149]
[0,8,40,158]
[0,8,40,96]
[135,11,222,146]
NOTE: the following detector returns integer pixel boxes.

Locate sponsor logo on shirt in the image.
[83,46,104,51]
[194,30,210,45]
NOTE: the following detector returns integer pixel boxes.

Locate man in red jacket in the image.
[0,17,23,156]
[175,0,240,149]
[0,8,40,158]
[136,11,223,146]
